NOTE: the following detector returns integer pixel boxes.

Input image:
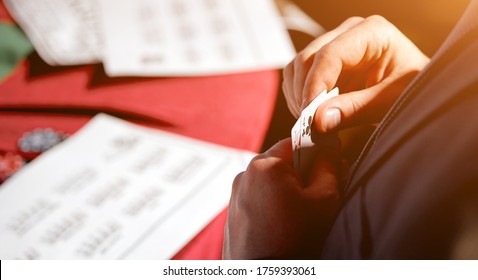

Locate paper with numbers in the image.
[0,114,254,259]
[5,0,294,75]
[98,0,296,76]
[4,0,101,65]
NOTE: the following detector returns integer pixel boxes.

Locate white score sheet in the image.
[0,114,254,259]
[5,0,295,76]
[98,0,296,76]
[4,0,101,65]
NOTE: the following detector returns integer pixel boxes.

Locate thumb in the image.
[313,73,416,133]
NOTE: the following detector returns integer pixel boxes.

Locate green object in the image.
[0,23,33,81]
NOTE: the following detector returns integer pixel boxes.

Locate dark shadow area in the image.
[260,73,296,152]
[260,28,314,152]
[26,51,84,79]
[0,107,174,127]
[88,64,165,89]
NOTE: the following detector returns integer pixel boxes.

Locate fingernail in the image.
[324,108,341,131]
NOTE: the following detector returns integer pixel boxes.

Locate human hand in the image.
[222,138,341,259]
[283,16,430,132]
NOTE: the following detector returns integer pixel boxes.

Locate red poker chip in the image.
[0,153,25,184]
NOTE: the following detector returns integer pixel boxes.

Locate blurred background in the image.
[290,0,470,55]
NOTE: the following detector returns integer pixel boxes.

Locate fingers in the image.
[302,15,396,108]
[284,15,430,133]
[241,138,300,192]
[313,70,421,132]
[283,16,365,118]
[292,17,365,113]
[226,136,343,259]
[262,138,294,164]
[284,15,413,117]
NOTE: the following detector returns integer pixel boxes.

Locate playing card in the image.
[291,116,302,168]
[291,88,339,181]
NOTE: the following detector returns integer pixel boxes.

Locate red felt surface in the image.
[172,208,229,260]
[0,60,279,153]
[0,0,12,22]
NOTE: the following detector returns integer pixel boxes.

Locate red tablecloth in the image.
[0,1,12,22]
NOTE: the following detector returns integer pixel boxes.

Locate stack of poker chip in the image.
[0,129,69,184]
[17,128,69,160]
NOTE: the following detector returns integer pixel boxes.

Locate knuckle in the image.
[246,154,266,175]
[314,43,334,62]
[283,61,293,77]
[295,51,310,66]
[363,15,396,51]
[364,15,395,34]
[247,155,268,173]
[342,95,359,117]
[232,171,244,192]
[349,94,366,114]
[365,14,388,25]
[247,154,282,180]
[344,16,364,25]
